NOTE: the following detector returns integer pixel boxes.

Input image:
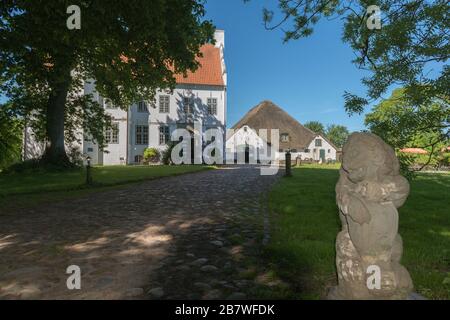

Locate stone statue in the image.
[329,132,413,300]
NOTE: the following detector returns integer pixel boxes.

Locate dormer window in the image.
[281,133,289,142]
[315,139,322,147]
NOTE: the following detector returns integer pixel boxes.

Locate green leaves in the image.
[255,0,449,120]
[304,121,325,134]
[365,88,449,170]
[0,104,23,169]
[1,1,215,163]
[326,124,349,148]
[343,92,368,115]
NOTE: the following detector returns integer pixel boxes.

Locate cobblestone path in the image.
[0,165,281,299]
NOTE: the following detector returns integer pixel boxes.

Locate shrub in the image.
[437,152,450,169]
[162,142,176,165]
[67,146,83,167]
[143,147,160,164]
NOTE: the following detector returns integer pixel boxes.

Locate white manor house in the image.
[23,30,227,165]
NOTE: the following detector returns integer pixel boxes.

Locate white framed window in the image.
[135,125,148,145]
[159,125,170,145]
[281,133,289,142]
[159,96,170,113]
[207,98,217,115]
[105,122,119,144]
[183,97,194,114]
[138,101,148,112]
[315,139,322,147]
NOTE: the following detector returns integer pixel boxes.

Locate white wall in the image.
[290,135,337,161]
[225,125,275,162]
[226,126,266,150]
[226,130,337,162]
[127,84,226,164]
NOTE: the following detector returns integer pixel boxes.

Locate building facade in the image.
[24,30,227,165]
[226,101,338,163]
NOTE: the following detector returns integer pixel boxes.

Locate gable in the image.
[231,101,316,150]
[174,44,224,86]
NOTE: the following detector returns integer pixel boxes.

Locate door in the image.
[320,149,326,162]
[245,145,250,164]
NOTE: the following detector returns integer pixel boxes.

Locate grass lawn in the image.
[266,164,450,300]
[0,165,213,208]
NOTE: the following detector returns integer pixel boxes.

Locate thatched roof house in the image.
[226,100,338,162]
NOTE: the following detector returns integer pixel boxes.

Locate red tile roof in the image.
[175,44,224,86]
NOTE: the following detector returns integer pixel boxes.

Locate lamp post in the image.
[86,156,93,185]
[285,148,292,177]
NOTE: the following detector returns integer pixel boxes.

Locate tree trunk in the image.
[42,74,72,167]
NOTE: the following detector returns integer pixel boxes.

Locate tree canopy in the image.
[326,124,350,148]
[0,0,215,166]
[366,88,449,167]
[304,121,325,134]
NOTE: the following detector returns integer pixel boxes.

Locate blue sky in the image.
[205,0,373,132]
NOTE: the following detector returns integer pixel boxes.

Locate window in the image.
[291,149,297,153]
[304,149,310,153]
[135,155,143,164]
[159,125,170,145]
[105,122,119,144]
[207,98,217,115]
[183,97,194,114]
[315,139,322,147]
[328,149,331,153]
[281,133,289,142]
[138,101,148,112]
[87,147,94,152]
[135,125,149,145]
[159,96,170,113]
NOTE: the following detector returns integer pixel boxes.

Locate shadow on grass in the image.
[262,166,450,300]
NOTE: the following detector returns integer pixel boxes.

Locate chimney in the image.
[214,29,225,49]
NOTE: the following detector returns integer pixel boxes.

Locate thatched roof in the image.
[231,100,317,150]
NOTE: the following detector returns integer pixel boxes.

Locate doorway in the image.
[320,149,326,162]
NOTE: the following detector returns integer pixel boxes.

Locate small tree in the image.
[162,142,177,165]
[143,148,161,164]
[326,124,350,148]
[304,121,325,134]
[366,88,449,170]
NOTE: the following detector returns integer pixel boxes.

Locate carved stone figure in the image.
[329,132,413,300]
